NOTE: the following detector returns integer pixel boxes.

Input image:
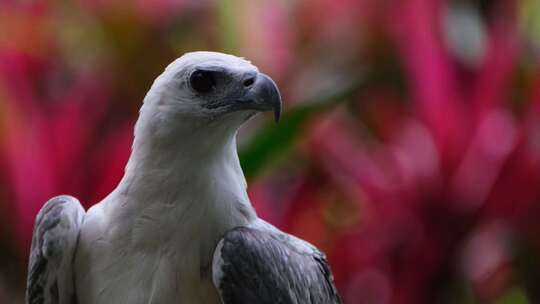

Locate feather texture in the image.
[26,195,85,304]
[212,220,342,304]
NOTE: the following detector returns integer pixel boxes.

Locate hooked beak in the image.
[234,73,282,122]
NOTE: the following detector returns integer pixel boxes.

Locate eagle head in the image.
[135,52,281,144]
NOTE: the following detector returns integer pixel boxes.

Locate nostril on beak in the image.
[243,76,255,87]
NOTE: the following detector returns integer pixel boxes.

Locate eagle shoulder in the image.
[26,195,85,304]
[212,223,341,304]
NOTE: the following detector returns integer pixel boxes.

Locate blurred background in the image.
[1,0,540,303]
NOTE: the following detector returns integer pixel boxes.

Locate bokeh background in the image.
[1,0,540,303]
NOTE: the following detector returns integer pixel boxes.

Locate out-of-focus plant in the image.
[247,1,540,303]
[1,1,539,304]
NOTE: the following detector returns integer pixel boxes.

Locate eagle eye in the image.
[190,70,216,93]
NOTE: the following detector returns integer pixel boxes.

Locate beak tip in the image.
[273,96,282,123]
[274,108,281,123]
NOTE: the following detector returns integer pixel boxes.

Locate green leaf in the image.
[496,287,529,304]
[239,79,362,179]
[217,1,239,54]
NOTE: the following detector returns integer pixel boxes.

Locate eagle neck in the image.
[114,121,254,223]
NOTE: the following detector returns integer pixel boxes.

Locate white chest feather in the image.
[74,155,255,304]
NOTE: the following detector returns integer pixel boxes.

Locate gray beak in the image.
[235,73,282,122]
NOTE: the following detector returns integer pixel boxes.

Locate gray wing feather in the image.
[212,226,342,304]
[26,195,85,304]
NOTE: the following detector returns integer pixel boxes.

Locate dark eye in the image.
[190,70,215,93]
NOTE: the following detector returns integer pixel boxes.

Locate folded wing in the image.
[212,225,342,304]
[26,195,85,304]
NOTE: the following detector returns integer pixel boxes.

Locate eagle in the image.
[26,52,342,304]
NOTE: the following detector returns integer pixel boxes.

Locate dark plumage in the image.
[26,196,85,304]
[216,227,342,304]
